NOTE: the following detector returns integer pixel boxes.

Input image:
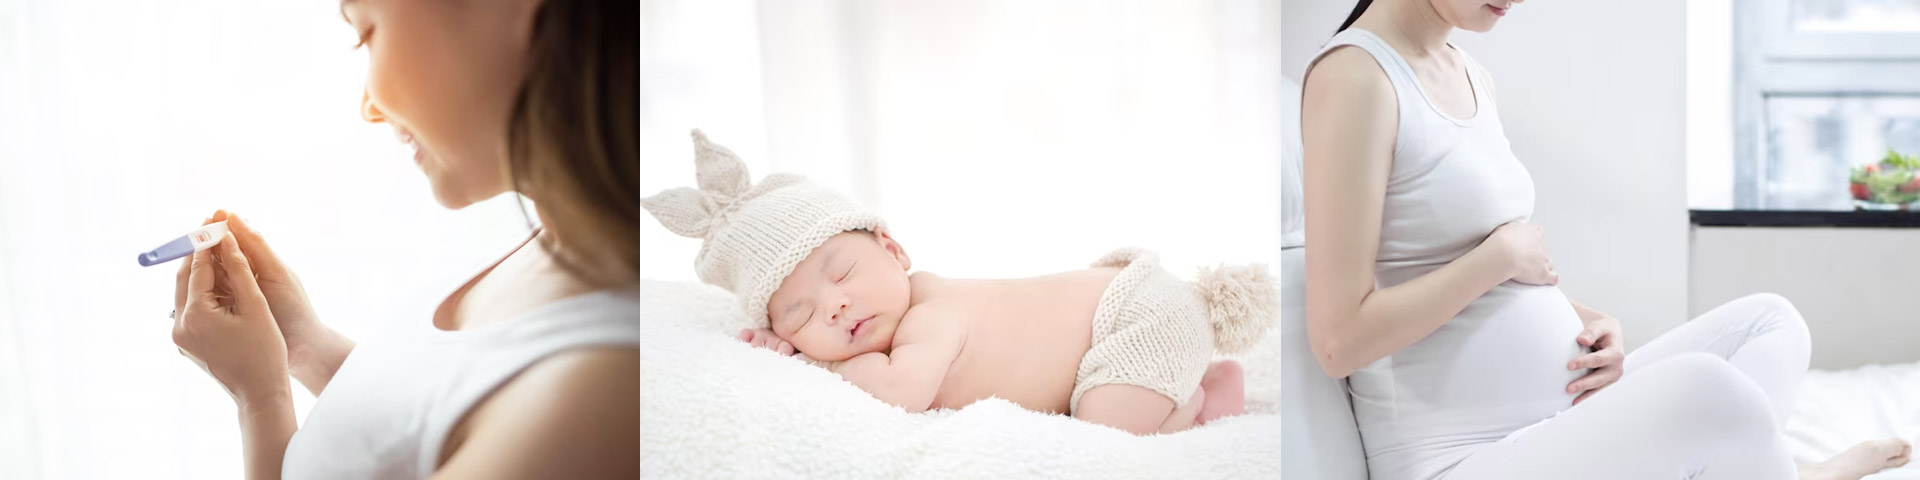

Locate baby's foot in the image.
[1195,360,1245,425]
[1800,438,1912,480]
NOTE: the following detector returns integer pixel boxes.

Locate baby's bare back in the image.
[913,267,1121,414]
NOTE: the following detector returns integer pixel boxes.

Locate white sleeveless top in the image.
[1307,29,1586,480]
[281,235,639,479]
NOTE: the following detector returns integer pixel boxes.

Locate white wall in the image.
[1692,227,1920,369]
[644,1,1284,283]
[1281,0,1691,350]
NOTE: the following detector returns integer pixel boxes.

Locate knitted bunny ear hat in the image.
[642,130,886,326]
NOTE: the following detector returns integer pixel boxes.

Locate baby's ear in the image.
[873,227,911,271]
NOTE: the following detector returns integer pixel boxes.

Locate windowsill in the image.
[1690,209,1920,228]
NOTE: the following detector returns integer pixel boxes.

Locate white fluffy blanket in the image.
[638,280,1282,478]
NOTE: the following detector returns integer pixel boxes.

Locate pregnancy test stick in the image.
[137,221,229,267]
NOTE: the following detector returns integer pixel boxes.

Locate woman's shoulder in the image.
[1300,45,1398,142]
[433,346,638,476]
[1303,46,1394,101]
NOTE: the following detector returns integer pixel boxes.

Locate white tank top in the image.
[281,236,639,479]
[1307,29,1586,480]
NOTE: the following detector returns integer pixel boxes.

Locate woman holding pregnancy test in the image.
[159,0,636,478]
[1300,0,1905,478]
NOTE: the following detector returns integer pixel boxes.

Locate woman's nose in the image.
[360,89,387,124]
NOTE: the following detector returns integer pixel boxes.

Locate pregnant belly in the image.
[1349,283,1587,454]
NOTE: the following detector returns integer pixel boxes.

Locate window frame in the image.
[1731,0,1920,211]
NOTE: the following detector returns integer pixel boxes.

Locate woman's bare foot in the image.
[1799,438,1913,480]
[1195,360,1245,425]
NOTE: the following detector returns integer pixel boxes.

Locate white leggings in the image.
[1441,293,1812,480]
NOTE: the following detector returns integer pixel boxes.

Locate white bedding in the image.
[638,279,1282,478]
[1788,361,1920,479]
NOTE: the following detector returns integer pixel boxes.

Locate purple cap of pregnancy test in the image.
[137,236,197,267]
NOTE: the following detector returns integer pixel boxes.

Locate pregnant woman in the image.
[1301,0,1909,479]
[166,0,636,478]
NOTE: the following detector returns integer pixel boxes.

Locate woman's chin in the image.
[428,181,507,210]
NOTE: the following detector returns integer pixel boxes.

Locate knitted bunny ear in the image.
[641,186,715,238]
[641,129,758,239]
[691,130,751,198]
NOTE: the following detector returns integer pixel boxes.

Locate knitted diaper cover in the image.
[1069,248,1277,413]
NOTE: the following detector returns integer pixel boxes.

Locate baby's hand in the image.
[736,328,796,356]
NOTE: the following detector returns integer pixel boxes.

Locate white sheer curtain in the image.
[642,0,1282,281]
[0,1,532,478]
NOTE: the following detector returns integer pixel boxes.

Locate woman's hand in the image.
[171,223,299,479]
[199,210,355,395]
[1566,313,1626,405]
[171,229,290,404]
[1488,221,1558,285]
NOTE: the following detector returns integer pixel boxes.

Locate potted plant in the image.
[1849,148,1920,210]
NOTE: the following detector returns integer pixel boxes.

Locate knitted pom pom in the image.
[1195,263,1278,354]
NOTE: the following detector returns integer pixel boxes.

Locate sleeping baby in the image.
[642,131,1276,434]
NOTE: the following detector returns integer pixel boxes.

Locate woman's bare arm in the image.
[1301,48,1523,379]
[288,327,355,396]
[237,388,297,480]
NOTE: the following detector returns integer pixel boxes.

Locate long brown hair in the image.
[504,0,638,287]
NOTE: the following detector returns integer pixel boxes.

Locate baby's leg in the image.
[1196,360,1245,425]
[1075,384,1203,435]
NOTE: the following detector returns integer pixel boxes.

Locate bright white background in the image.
[642,0,1282,285]
[0,0,536,478]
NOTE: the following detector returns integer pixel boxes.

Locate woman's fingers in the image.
[174,250,192,325]
[1566,365,1622,396]
[1567,347,1623,370]
[214,233,271,318]
[1572,387,1599,405]
[186,245,221,311]
[225,213,287,277]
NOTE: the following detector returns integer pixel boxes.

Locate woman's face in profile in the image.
[342,0,541,209]
[1432,0,1521,33]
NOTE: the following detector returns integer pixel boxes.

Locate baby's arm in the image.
[830,341,960,413]
[828,312,964,413]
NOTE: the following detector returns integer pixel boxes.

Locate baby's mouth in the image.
[849,316,875,341]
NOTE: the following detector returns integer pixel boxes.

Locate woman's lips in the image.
[1487,4,1507,16]
[395,127,426,164]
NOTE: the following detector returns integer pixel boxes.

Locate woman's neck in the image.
[533,203,560,249]
[1353,0,1455,59]
[529,202,620,290]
